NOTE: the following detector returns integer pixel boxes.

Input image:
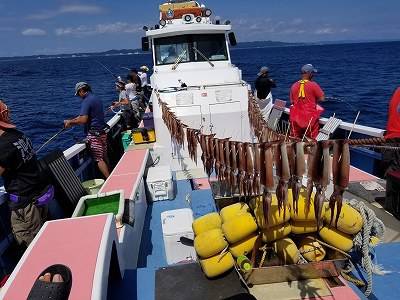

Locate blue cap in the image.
[301,64,318,74]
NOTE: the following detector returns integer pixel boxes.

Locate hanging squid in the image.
[253,143,263,195]
[230,141,238,195]
[237,142,246,196]
[263,144,274,225]
[313,141,331,230]
[276,142,290,219]
[329,140,350,227]
[245,143,255,196]
[292,142,306,215]
[305,143,318,214]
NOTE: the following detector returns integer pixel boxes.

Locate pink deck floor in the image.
[2,215,108,300]
[100,149,148,199]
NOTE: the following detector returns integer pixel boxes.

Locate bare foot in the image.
[39,273,64,283]
[42,273,51,282]
[52,274,64,283]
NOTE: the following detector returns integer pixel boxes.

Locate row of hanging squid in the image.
[157,93,370,229]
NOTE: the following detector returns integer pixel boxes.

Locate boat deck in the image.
[107,164,400,300]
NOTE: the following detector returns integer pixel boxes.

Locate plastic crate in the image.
[132,128,156,144]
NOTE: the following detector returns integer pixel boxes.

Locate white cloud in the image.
[315,27,334,34]
[55,22,141,37]
[21,28,47,36]
[29,5,103,20]
[59,5,103,14]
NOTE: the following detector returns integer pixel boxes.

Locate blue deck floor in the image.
[109,175,400,300]
[109,176,217,299]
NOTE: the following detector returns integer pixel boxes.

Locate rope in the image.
[348,199,387,297]
[341,261,366,287]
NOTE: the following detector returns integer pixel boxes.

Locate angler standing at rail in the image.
[64,82,110,178]
[289,64,325,139]
[112,81,136,130]
[138,65,152,104]
[0,100,52,247]
[255,66,276,120]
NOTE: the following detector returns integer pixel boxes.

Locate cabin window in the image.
[193,34,228,62]
[154,34,228,66]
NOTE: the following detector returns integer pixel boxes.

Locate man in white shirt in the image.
[138,66,151,105]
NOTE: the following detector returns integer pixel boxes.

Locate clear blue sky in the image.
[0,0,399,57]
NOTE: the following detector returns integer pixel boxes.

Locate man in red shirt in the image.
[289,64,325,139]
[383,87,400,173]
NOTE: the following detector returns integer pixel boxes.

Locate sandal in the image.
[27,264,72,300]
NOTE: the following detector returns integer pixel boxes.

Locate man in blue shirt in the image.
[64,82,110,178]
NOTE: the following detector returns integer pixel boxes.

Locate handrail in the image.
[63,113,121,160]
[282,108,385,138]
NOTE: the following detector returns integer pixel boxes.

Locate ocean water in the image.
[0,41,399,155]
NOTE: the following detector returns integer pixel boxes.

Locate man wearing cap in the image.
[138,66,152,104]
[255,66,276,120]
[255,66,276,100]
[0,100,52,247]
[64,82,110,178]
[112,81,136,129]
[289,64,325,139]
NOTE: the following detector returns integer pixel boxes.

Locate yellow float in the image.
[222,213,258,244]
[252,195,290,229]
[289,190,328,222]
[194,228,228,259]
[319,226,354,252]
[229,233,258,258]
[192,212,222,236]
[220,202,250,223]
[273,238,300,265]
[298,237,326,262]
[323,202,363,235]
[200,252,235,278]
[291,220,319,234]
[261,223,291,243]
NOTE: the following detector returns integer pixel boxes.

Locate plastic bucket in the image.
[82,179,105,195]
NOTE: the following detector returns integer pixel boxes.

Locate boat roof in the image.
[146,23,231,38]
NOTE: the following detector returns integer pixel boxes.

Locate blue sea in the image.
[0,41,399,155]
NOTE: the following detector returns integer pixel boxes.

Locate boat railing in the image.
[282,107,385,138]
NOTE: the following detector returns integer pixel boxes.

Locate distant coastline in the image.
[0,39,399,61]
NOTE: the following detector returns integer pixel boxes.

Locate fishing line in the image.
[36,128,68,153]
[325,96,359,114]
[95,60,119,80]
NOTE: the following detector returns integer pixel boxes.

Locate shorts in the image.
[291,120,319,140]
[87,133,108,162]
[11,202,48,247]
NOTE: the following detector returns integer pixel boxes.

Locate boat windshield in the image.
[154,34,228,66]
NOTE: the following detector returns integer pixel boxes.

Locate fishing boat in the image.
[1,1,400,299]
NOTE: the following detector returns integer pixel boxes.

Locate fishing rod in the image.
[95,60,119,80]
[36,128,67,154]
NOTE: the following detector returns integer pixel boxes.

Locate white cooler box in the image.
[146,165,174,201]
[161,208,197,265]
